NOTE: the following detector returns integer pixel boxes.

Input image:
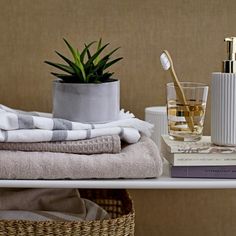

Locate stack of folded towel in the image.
[0,104,163,179]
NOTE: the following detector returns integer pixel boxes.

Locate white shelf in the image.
[1,163,236,189]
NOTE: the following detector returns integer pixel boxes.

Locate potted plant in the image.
[45,38,122,123]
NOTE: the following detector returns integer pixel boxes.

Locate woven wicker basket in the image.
[0,189,135,236]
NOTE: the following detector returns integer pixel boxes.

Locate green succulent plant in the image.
[44,38,123,83]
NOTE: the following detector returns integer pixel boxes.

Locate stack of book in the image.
[160,135,236,178]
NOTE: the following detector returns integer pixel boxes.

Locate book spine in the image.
[171,166,236,178]
[172,155,236,166]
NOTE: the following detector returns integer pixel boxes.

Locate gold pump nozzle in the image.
[223,37,236,73]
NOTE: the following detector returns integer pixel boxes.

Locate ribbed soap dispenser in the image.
[212,37,236,146]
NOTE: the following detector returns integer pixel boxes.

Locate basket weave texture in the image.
[0,189,135,236]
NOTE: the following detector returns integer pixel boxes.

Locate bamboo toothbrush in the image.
[160,50,194,132]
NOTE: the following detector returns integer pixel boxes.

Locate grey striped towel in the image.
[0,135,121,154]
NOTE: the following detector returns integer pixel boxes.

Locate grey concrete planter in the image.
[52,79,120,123]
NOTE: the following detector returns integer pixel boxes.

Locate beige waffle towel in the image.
[0,136,162,179]
[0,135,121,154]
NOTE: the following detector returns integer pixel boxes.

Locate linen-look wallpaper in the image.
[1,0,236,235]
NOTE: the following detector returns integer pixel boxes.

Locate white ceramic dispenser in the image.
[212,37,236,146]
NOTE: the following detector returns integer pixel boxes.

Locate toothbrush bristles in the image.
[160,53,170,70]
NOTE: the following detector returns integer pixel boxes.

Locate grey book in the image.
[171,166,236,179]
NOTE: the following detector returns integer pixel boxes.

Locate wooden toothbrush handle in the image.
[170,69,195,132]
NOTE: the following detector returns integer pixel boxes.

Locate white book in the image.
[160,135,236,166]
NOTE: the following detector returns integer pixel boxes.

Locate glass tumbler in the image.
[167,82,208,141]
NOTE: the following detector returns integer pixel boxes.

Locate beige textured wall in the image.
[0,0,236,235]
[130,189,236,236]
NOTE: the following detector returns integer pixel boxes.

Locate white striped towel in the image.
[0,104,153,143]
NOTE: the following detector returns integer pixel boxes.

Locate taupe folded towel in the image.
[0,135,121,154]
[0,189,109,221]
[0,136,162,179]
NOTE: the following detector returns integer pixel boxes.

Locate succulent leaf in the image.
[51,72,81,82]
[85,44,92,60]
[55,51,84,81]
[104,57,123,70]
[44,61,75,74]
[80,41,96,62]
[94,38,102,65]
[62,39,86,81]
[63,38,79,65]
[86,43,109,67]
